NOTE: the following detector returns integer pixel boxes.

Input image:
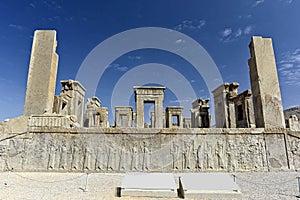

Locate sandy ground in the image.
[0,171,300,200]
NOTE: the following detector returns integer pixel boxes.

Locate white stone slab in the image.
[121,173,177,198]
[179,173,241,199]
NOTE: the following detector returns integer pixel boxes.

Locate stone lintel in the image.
[61,80,86,96]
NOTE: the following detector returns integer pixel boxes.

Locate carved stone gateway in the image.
[24,30,59,116]
[134,86,165,128]
[115,106,133,127]
[248,36,285,128]
[166,106,183,128]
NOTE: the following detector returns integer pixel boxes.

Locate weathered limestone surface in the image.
[287,115,300,131]
[24,30,58,116]
[248,36,285,128]
[134,86,165,128]
[0,117,298,172]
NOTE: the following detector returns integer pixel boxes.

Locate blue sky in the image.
[0,0,300,125]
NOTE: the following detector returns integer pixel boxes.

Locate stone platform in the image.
[178,173,241,199]
[121,173,177,198]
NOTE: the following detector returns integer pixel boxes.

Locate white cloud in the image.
[29,3,36,8]
[220,25,254,42]
[175,39,186,44]
[128,55,142,60]
[108,63,128,72]
[222,28,232,37]
[244,26,253,34]
[8,24,24,31]
[253,0,265,7]
[235,28,242,37]
[174,19,206,31]
[280,0,293,3]
[279,49,300,86]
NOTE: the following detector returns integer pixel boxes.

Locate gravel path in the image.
[0,172,299,199]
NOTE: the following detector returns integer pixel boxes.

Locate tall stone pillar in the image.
[24,30,59,115]
[248,36,285,128]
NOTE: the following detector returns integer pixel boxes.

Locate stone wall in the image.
[0,117,299,172]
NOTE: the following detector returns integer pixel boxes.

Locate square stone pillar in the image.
[115,106,133,127]
[166,106,184,128]
[134,86,165,128]
[24,30,59,115]
[248,36,285,128]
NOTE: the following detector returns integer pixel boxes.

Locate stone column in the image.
[248,36,285,128]
[24,30,59,115]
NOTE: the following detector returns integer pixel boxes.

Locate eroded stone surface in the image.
[248,36,285,128]
[24,30,58,116]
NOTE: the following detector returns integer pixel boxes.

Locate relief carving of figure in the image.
[170,141,180,170]
[226,141,237,171]
[83,146,92,170]
[108,144,118,171]
[205,142,214,170]
[95,145,106,171]
[291,139,300,171]
[196,142,205,169]
[71,140,82,170]
[47,140,58,170]
[182,140,194,170]
[259,138,267,169]
[215,141,225,169]
[0,145,9,171]
[141,141,151,170]
[59,140,68,170]
[131,143,139,170]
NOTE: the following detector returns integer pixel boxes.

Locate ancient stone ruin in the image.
[0,30,299,173]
